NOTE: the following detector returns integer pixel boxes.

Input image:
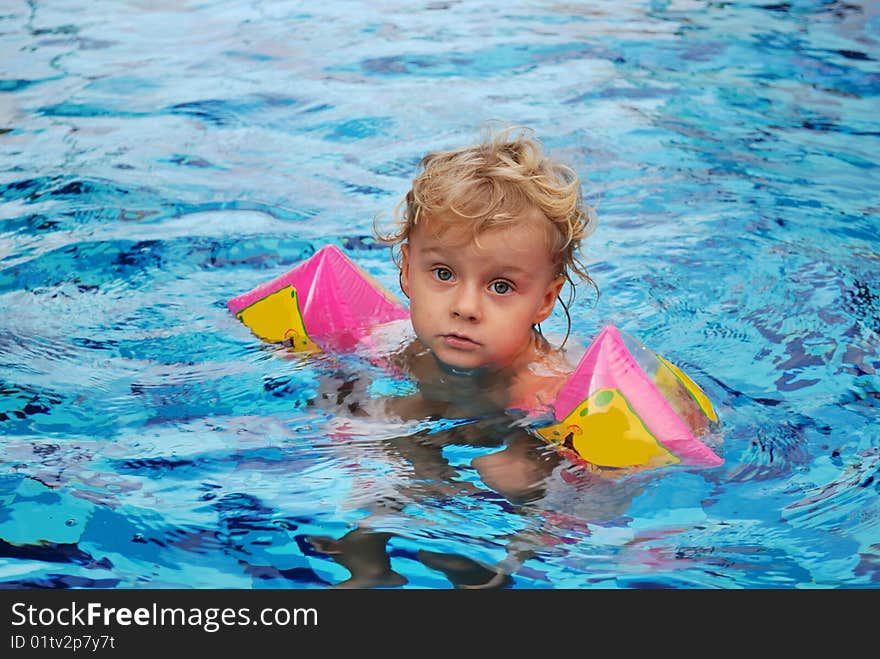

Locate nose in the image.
[450,283,482,322]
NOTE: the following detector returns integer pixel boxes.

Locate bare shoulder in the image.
[508,348,573,414]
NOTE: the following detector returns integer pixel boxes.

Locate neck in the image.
[503,327,551,376]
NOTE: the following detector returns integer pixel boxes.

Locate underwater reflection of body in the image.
[302,367,651,589]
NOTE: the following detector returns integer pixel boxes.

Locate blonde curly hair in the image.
[375,126,598,342]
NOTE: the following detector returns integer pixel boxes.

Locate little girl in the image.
[305,127,604,588]
[378,125,598,417]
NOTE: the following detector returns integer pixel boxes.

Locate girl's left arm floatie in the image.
[536,325,723,471]
[226,244,410,352]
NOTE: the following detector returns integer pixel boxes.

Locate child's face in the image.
[400,212,564,373]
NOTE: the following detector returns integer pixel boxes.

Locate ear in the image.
[533,275,565,324]
[399,243,411,299]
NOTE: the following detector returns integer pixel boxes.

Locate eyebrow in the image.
[419,246,533,278]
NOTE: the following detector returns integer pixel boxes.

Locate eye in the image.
[433,267,453,282]
[491,280,513,295]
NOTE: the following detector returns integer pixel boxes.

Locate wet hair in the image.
[375,125,598,346]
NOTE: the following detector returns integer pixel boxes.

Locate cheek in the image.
[406,288,434,327]
[490,308,533,338]
[400,262,413,297]
[409,277,441,308]
[502,299,542,326]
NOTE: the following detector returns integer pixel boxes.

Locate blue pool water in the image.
[1,0,878,589]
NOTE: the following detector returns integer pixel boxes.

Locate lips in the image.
[441,333,480,350]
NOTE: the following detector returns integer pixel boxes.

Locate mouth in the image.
[440,333,481,350]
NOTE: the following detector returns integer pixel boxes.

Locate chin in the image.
[432,350,490,375]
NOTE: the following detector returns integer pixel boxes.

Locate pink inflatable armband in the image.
[536,325,722,469]
[227,244,409,352]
